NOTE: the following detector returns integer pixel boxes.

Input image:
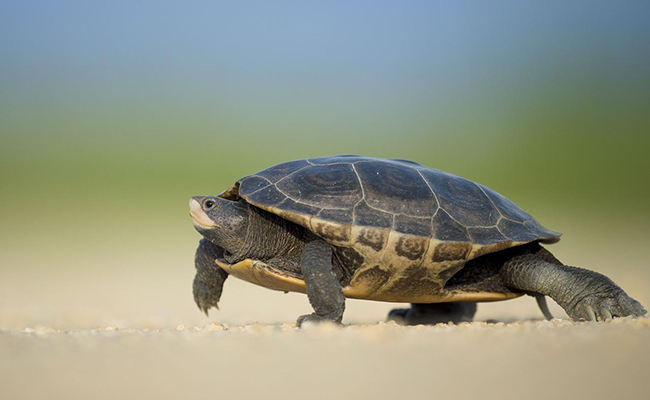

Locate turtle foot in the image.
[387,302,477,325]
[566,290,646,322]
[296,312,342,328]
[387,308,410,323]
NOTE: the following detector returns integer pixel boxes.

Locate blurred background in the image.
[1,0,649,329]
[2,2,650,400]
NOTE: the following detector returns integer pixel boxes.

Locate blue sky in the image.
[1,0,649,151]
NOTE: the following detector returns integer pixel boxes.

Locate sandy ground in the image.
[1,228,649,400]
[2,318,649,400]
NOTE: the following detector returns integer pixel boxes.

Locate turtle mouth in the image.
[189,198,217,229]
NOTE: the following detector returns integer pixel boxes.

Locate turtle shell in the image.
[218,155,561,303]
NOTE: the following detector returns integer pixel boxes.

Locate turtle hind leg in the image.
[499,243,647,321]
[387,302,477,325]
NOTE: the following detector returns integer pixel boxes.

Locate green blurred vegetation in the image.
[1,75,648,234]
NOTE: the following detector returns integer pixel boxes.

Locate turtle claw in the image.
[602,309,613,321]
[193,284,220,317]
[568,290,647,322]
[195,298,213,316]
[198,301,217,317]
[296,312,342,328]
[296,314,323,327]
[585,305,597,322]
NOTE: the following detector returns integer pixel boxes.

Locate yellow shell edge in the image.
[215,258,523,303]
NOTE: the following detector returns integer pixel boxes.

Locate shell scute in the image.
[348,265,391,294]
[395,235,429,261]
[238,175,270,197]
[245,185,286,207]
[311,218,351,244]
[431,242,473,263]
[468,226,508,245]
[479,184,531,222]
[380,266,443,298]
[431,210,471,242]
[314,209,354,244]
[276,163,361,209]
[421,170,499,227]
[273,198,319,228]
[393,215,431,236]
[355,161,436,217]
[353,200,393,228]
[497,218,537,242]
[256,159,311,183]
[524,219,561,243]
[355,227,388,252]
[318,208,353,224]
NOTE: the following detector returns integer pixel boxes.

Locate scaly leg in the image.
[297,239,345,327]
[499,245,646,321]
[193,239,229,315]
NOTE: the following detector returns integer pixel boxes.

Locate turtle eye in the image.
[203,199,216,210]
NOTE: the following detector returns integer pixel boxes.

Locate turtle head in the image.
[189,196,249,256]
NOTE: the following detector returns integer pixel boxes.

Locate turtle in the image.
[189,155,646,325]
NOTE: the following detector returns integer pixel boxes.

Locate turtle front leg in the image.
[193,239,229,315]
[499,247,646,321]
[297,239,346,327]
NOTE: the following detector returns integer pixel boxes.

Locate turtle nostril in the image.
[204,199,216,210]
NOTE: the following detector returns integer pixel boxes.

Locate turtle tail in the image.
[535,295,554,320]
